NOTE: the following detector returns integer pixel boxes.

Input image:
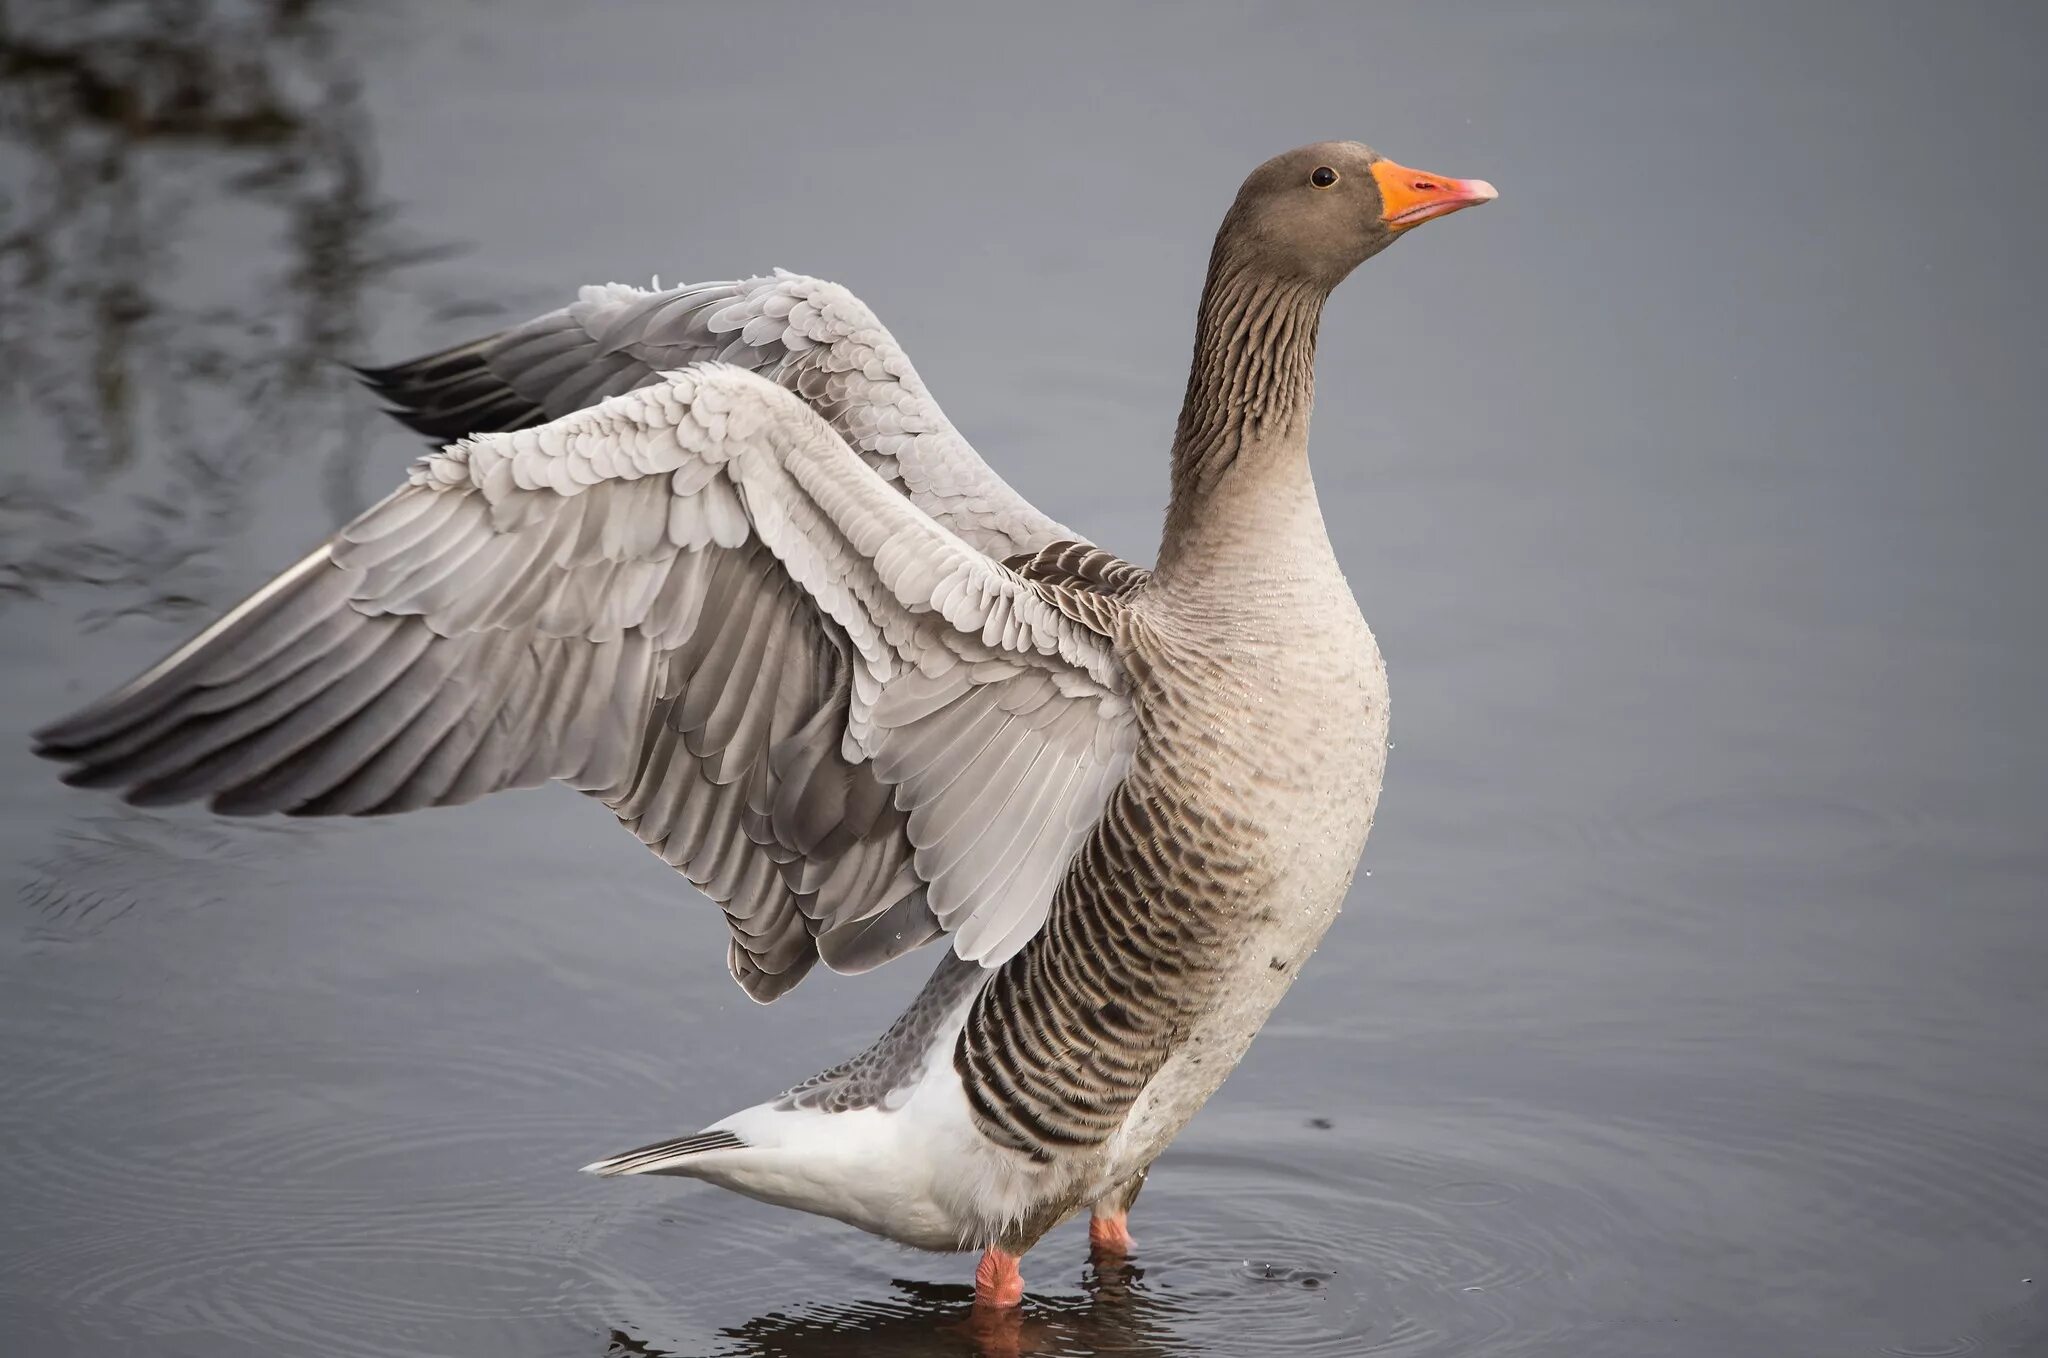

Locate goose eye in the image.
[1310,166,1338,189]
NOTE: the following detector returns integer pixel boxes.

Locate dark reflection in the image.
[0,0,457,622]
[17,807,307,942]
[611,1265,1188,1358]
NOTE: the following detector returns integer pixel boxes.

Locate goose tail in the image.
[580,1127,748,1177]
[574,1090,995,1251]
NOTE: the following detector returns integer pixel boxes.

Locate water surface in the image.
[3,2,2044,1355]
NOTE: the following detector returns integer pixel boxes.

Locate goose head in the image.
[1218,140,1497,290]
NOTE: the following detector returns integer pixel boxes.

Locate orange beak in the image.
[1370,159,1499,232]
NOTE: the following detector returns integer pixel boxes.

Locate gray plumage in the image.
[356,273,1072,559]
[776,952,987,1114]
[34,139,1499,1292]
[37,277,1139,1001]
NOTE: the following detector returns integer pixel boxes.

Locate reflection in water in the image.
[577,1120,1639,1358]
[0,0,455,622]
[0,0,465,988]
[612,1267,1184,1358]
[17,808,309,942]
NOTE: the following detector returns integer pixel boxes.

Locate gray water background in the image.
[1,2,2044,1354]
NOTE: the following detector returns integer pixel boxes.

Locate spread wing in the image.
[34,365,1138,1002]
[356,271,1074,560]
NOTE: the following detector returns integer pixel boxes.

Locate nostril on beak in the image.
[1413,180,1439,191]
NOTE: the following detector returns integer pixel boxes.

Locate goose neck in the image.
[1156,255,1327,582]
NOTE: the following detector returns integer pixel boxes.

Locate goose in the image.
[32,141,1496,1309]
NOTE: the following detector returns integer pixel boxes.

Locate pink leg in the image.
[973,1245,1025,1309]
[1089,1209,1135,1258]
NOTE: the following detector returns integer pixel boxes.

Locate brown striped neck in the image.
[1156,246,1327,581]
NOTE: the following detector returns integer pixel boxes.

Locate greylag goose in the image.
[33,141,1495,1309]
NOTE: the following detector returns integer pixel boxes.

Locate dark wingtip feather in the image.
[56,763,129,791]
[348,332,531,443]
[33,697,130,754]
[33,703,158,772]
[381,405,453,439]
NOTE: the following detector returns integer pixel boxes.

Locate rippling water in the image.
[3,2,2044,1355]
